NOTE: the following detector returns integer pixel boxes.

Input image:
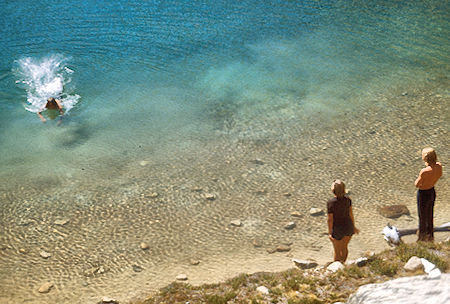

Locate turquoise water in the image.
[0,1,449,303]
[0,0,448,180]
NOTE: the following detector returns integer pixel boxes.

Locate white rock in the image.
[292,259,318,269]
[347,274,450,304]
[139,160,149,166]
[404,256,423,272]
[428,268,442,279]
[327,261,344,273]
[176,274,188,281]
[256,286,269,294]
[421,258,437,273]
[309,208,324,216]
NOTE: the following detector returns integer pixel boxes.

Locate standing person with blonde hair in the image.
[415,147,442,241]
[327,180,359,262]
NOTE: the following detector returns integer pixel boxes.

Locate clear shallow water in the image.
[0,1,449,303]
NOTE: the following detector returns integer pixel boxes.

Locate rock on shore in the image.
[346,274,450,304]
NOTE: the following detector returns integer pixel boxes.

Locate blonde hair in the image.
[422,147,437,165]
[331,179,346,197]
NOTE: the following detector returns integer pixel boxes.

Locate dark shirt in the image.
[327,196,353,232]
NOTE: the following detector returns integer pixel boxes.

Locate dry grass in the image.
[131,241,449,304]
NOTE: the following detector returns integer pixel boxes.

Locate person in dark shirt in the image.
[327,180,359,262]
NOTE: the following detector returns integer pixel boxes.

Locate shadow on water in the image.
[205,88,239,131]
[56,121,92,148]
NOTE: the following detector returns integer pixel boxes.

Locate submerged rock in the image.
[39,251,51,259]
[309,208,324,216]
[204,193,217,201]
[38,282,53,293]
[284,222,296,230]
[230,220,242,227]
[189,259,200,266]
[290,211,303,218]
[139,160,149,166]
[140,242,150,250]
[176,274,188,281]
[98,296,119,304]
[252,240,263,248]
[83,266,106,277]
[292,259,318,269]
[54,219,69,226]
[251,159,265,165]
[132,264,143,272]
[146,192,159,198]
[276,245,291,252]
[378,205,410,218]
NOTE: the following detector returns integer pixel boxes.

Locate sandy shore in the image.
[0,78,448,304]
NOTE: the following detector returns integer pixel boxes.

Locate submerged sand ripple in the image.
[0,80,449,304]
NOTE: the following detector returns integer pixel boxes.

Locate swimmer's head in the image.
[331,179,346,197]
[47,97,57,106]
[422,147,437,165]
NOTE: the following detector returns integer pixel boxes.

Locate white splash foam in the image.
[15,54,80,113]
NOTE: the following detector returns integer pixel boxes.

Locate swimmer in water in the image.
[37,97,64,123]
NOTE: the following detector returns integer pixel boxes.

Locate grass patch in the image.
[282,269,316,292]
[396,242,448,271]
[287,295,323,304]
[338,264,368,279]
[204,291,237,304]
[368,258,398,277]
[226,273,248,290]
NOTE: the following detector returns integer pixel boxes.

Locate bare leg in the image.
[331,238,341,261]
[341,236,352,262]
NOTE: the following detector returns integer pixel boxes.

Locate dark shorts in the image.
[332,222,354,240]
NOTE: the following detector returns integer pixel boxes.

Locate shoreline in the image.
[0,79,449,304]
[129,240,450,304]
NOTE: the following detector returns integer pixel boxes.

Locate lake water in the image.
[0,0,449,303]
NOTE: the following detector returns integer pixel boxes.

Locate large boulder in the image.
[347,274,450,304]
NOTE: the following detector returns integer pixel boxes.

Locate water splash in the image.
[14,54,80,113]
